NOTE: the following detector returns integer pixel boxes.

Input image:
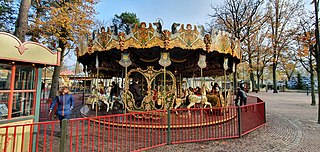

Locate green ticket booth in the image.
[0,32,60,151]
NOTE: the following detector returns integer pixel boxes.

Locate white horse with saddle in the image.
[174,84,212,115]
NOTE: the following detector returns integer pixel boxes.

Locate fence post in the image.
[167,109,171,145]
[59,119,68,152]
[82,90,85,105]
[264,102,266,123]
[237,106,242,138]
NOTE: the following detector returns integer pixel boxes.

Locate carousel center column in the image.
[159,30,172,109]
[118,32,132,113]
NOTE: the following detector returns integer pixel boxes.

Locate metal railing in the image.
[1,96,266,152]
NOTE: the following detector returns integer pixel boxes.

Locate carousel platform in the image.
[80,105,237,129]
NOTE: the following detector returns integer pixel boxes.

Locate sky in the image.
[95,0,222,29]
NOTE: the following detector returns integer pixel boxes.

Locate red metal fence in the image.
[1,96,266,152]
[0,121,60,152]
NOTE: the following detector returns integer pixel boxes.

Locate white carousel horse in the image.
[174,85,212,115]
[187,85,212,112]
[90,93,111,112]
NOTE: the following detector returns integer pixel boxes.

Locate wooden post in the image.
[59,119,68,151]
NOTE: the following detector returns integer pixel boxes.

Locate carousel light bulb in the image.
[57,48,62,52]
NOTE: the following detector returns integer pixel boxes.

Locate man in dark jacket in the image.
[129,78,143,107]
[235,87,247,106]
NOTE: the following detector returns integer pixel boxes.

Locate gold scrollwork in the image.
[124,66,176,112]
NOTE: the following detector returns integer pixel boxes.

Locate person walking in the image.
[49,86,74,128]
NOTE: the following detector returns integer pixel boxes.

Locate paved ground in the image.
[147,92,320,152]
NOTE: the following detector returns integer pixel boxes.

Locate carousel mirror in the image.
[124,67,177,112]
[152,73,175,109]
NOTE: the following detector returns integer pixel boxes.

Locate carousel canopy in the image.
[77,22,241,78]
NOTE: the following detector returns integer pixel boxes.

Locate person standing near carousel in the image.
[49,86,75,129]
[211,82,223,107]
[235,87,247,106]
[129,78,143,107]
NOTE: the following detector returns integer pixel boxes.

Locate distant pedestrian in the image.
[49,86,74,128]
[235,87,247,106]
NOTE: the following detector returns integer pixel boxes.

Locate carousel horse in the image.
[187,85,212,113]
[174,85,212,115]
[86,88,113,112]
[88,93,111,112]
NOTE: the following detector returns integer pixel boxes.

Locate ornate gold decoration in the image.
[124,66,176,112]
[170,58,187,63]
[118,32,126,51]
[161,30,171,50]
[132,22,155,46]
[204,34,212,51]
[77,23,241,60]
[140,57,159,62]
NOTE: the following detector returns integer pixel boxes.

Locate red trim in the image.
[7,65,16,119]
[57,51,61,66]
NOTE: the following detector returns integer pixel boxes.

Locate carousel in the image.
[77,22,241,120]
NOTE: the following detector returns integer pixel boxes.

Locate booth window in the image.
[0,64,11,90]
[0,64,12,119]
[0,64,37,119]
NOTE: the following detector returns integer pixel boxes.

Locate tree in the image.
[14,0,31,41]
[252,28,272,91]
[112,12,140,34]
[242,14,269,92]
[29,0,98,98]
[295,12,316,105]
[295,72,304,89]
[210,0,263,93]
[279,49,297,82]
[0,1,17,32]
[266,0,303,93]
